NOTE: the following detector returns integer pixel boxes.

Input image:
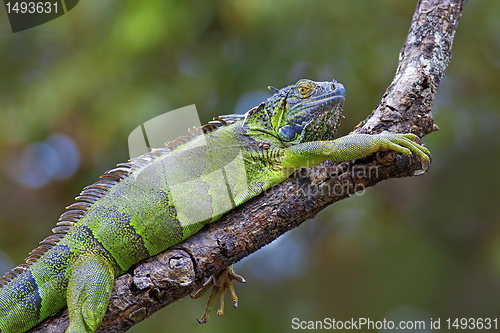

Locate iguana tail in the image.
[0,161,131,332]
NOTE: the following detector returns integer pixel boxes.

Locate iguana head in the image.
[244,79,345,146]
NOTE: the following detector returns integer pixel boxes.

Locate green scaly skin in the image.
[0,79,431,332]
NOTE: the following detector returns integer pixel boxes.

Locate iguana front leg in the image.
[281,132,431,170]
[191,265,246,324]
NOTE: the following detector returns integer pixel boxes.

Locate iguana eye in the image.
[296,80,314,97]
[298,86,309,95]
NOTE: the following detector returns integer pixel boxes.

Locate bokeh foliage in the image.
[0,0,499,332]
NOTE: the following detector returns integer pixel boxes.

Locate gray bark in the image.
[29,0,466,332]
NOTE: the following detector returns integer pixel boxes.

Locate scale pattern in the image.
[0,79,431,333]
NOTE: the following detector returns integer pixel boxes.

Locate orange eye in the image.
[298,85,309,95]
[295,80,314,97]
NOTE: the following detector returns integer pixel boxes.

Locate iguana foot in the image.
[190,264,246,324]
[375,131,432,174]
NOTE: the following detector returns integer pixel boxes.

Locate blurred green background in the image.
[1,0,499,332]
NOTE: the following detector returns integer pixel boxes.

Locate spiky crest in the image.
[0,114,245,288]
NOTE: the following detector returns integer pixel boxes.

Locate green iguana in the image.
[0,79,431,333]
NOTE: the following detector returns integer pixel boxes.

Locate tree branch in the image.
[29,0,465,332]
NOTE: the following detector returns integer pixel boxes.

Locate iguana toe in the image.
[191,264,246,324]
[415,151,432,176]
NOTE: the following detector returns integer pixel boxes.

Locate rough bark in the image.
[29,0,465,332]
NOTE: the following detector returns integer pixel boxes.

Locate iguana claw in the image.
[406,132,432,173]
[415,151,432,176]
[191,264,246,324]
